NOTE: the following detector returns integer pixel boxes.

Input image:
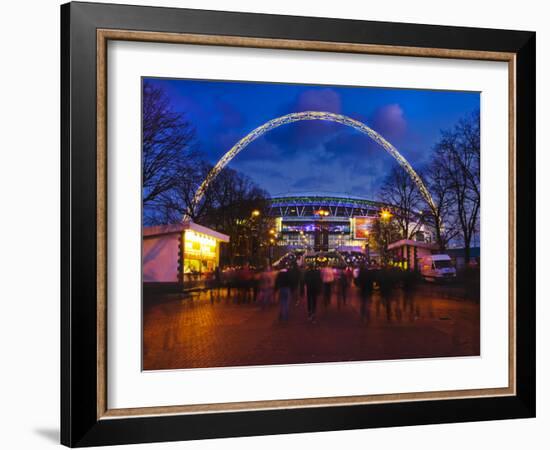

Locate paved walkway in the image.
[143,285,480,370]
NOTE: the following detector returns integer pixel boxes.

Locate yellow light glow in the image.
[184,230,217,259]
[380,209,392,221]
[251,209,261,217]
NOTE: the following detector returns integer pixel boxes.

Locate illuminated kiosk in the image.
[143,222,229,290]
[387,239,437,271]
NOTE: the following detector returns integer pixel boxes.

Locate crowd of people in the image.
[204,263,419,324]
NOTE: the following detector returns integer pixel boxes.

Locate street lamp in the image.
[363,230,371,262]
[380,209,392,221]
[251,209,261,218]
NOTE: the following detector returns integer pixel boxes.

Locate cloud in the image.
[370,104,407,140]
[232,161,288,181]
[291,175,329,190]
[217,89,344,163]
[229,158,294,195]
[262,88,344,153]
[293,89,342,113]
[225,135,285,164]
[322,129,379,163]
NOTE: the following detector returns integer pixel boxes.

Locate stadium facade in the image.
[267,192,433,253]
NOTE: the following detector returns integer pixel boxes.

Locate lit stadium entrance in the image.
[268,193,407,253]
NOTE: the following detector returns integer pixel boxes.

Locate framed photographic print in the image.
[61,1,536,447]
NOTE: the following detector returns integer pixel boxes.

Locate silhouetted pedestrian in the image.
[304,265,322,321]
[321,264,334,307]
[275,269,292,322]
[357,263,374,323]
[337,267,352,309]
[258,266,276,308]
[288,263,301,306]
[378,268,396,321]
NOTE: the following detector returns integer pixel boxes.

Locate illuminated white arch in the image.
[188,111,435,218]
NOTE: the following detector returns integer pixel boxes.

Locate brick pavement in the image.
[143,285,480,370]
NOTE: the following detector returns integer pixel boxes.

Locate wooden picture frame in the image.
[61,1,535,446]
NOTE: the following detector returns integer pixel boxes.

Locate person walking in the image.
[275,268,292,322]
[337,267,351,309]
[304,265,322,322]
[378,268,395,322]
[357,263,374,323]
[320,264,334,308]
[258,266,276,308]
[214,265,222,301]
[288,263,301,306]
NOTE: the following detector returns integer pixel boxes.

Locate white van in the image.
[420,254,456,282]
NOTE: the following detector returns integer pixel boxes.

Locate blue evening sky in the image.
[145,77,479,199]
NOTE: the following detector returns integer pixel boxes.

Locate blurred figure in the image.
[237,265,254,303]
[214,266,222,299]
[402,269,419,321]
[275,269,292,322]
[251,268,260,303]
[299,265,306,300]
[357,263,374,323]
[378,268,396,322]
[288,263,302,306]
[352,265,360,281]
[205,270,216,305]
[258,266,276,308]
[225,267,235,301]
[320,264,334,307]
[304,265,322,322]
[206,266,222,304]
[337,267,352,309]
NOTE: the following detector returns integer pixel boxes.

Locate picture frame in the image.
[61,1,535,447]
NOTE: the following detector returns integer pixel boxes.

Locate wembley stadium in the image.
[267,192,432,254]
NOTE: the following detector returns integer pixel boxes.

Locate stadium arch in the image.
[186,111,435,219]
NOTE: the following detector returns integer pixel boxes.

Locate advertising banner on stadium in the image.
[353,217,373,240]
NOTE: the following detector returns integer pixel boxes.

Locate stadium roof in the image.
[268,192,389,218]
[267,192,425,219]
[271,191,374,201]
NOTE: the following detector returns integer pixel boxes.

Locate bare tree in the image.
[423,162,460,252]
[198,167,271,265]
[142,80,198,208]
[149,162,210,224]
[378,165,424,240]
[152,162,272,264]
[430,110,480,263]
[201,168,267,225]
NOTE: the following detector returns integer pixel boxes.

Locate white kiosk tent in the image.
[387,239,437,271]
[143,222,229,288]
